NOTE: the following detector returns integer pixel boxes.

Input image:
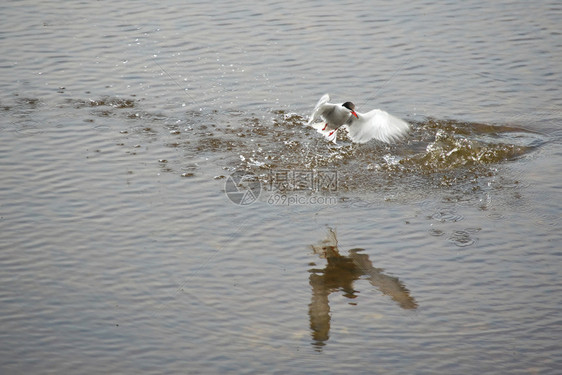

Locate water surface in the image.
[1,1,561,374]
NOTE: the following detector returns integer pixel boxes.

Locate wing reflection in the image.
[309,228,417,350]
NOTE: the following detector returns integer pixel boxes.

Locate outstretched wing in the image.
[307,94,330,125]
[347,109,410,144]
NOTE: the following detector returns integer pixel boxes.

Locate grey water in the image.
[1,1,561,374]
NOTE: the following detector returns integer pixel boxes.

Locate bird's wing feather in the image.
[346,109,410,144]
[307,94,330,125]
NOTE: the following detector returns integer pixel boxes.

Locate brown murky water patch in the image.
[177,110,545,198]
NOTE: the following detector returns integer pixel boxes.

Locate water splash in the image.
[74,93,544,200]
[204,111,544,196]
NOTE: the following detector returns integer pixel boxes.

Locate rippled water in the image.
[1,1,561,374]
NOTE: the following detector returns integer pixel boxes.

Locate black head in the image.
[342,102,358,118]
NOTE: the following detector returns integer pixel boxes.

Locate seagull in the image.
[307,94,410,144]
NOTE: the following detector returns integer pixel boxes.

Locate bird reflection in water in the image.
[308,228,417,350]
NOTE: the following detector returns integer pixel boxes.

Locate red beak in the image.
[351,110,358,118]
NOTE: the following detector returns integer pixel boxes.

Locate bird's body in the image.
[307,94,354,132]
[307,94,410,144]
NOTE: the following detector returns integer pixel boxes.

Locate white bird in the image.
[307,94,410,144]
